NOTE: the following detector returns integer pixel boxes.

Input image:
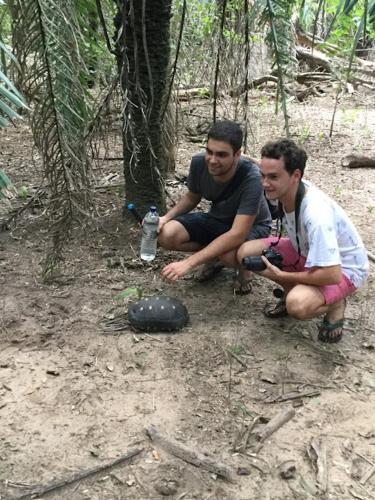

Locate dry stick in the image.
[146,425,235,483]
[309,438,328,493]
[352,451,375,486]
[266,389,321,403]
[354,451,375,468]
[253,408,295,443]
[234,415,262,453]
[360,466,375,486]
[225,348,248,369]
[11,448,143,500]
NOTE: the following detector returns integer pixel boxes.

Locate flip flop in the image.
[318,318,344,343]
[233,278,252,295]
[232,269,252,295]
[263,299,288,318]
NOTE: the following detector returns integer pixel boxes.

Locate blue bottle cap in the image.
[127,203,135,210]
[150,205,157,212]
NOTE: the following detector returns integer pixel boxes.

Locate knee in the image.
[220,250,236,266]
[237,240,267,264]
[286,293,308,320]
[236,243,250,263]
[158,230,176,250]
[158,221,186,250]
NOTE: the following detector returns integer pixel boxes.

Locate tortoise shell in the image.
[128,296,189,332]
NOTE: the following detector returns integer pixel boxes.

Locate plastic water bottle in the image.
[140,206,159,261]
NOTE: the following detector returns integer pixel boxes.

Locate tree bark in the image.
[114,0,172,214]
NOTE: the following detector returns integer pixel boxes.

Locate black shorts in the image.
[175,213,271,247]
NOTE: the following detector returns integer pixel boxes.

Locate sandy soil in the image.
[0,92,375,500]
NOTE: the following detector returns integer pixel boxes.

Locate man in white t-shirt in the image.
[237,139,369,343]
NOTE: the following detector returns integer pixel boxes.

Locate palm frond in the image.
[344,0,360,15]
[326,0,375,39]
[368,0,375,23]
[0,169,12,197]
[259,0,297,136]
[0,40,28,126]
[9,0,93,279]
[324,0,347,40]
[346,5,369,75]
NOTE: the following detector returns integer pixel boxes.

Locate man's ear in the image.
[234,149,241,161]
[293,168,302,181]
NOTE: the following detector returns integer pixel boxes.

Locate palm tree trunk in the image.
[114,0,172,215]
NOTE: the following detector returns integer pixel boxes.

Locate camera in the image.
[242,248,283,272]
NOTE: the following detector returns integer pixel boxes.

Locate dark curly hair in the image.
[208,120,243,153]
[261,139,307,177]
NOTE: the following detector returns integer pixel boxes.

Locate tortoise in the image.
[128,296,189,332]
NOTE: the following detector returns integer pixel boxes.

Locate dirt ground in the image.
[1,92,375,500]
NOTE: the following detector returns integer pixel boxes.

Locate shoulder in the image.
[189,152,207,180]
[191,152,206,167]
[239,156,261,177]
[238,157,262,189]
[302,183,334,224]
[304,183,331,209]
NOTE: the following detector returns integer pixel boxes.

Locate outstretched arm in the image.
[161,213,256,282]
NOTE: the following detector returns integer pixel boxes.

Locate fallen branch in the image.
[233,415,263,453]
[296,28,339,54]
[296,72,333,83]
[146,425,235,483]
[176,87,210,99]
[266,389,320,403]
[231,75,278,96]
[296,46,332,72]
[308,437,328,493]
[360,466,375,486]
[342,155,375,169]
[225,348,248,369]
[11,448,143,500]
[297,44,375,78]
[252,408,295,443]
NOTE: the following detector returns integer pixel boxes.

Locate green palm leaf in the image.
[9,0,93,279]
[326,0,375,37]
[258,0,298,136]
[0,169,12,198]
[0,41,28,126]
[344,0,360,14]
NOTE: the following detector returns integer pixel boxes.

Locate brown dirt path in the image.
[0,94,375,500]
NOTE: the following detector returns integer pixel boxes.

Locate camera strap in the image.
[293,180,306,260]
[272,180,306,263]
[294,181,306,234]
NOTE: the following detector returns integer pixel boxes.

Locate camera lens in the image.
[242,256,266,271]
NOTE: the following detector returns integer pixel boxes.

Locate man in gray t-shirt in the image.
[159,120,272,290]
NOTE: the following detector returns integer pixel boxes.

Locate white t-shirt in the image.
[283,182,369,288]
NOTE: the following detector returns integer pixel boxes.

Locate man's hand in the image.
[258,255,284,281]
[158,215,169,233]
[161,259,194,282]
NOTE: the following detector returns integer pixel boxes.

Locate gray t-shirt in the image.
[187,153,271,227]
